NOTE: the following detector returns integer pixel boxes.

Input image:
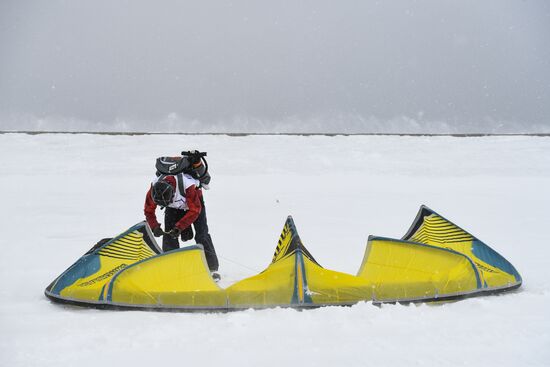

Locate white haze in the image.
[1,1,549,133]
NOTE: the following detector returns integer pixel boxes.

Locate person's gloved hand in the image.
[152,226,164,237]
[180,226,194,241]
[168,227,181,238]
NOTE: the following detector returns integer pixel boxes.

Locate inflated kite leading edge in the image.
[45,206,521,311]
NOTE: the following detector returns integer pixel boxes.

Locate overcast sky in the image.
[1,0,549,133]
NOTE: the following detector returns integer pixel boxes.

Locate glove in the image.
[168,227,181,238]
[152,226,164,237]
[180,226,194,241]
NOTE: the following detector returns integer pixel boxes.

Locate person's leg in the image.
[163,207,185,252]
[193,197,219,271]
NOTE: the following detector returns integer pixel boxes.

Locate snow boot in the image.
[211,272,221,282]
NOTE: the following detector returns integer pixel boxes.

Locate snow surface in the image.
[1,133,549,366]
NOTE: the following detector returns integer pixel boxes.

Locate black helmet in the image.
[151,180,174,207]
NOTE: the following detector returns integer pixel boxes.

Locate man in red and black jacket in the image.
[144,173,219,277]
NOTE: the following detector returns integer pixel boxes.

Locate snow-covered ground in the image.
[1,133,549,366]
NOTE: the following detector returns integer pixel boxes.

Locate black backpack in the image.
[155,150,211,189]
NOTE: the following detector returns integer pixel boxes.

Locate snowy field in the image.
[0,133,549,366]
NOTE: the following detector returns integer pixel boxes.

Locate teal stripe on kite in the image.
[299,251,313,304]
[291,250,313,305]
[51,255,101,295]
[98,284,106,301]
[471,240,522,282]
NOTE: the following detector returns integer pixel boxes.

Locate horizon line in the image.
[1,131,549,137]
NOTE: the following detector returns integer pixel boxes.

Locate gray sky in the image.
[1,0,549,132]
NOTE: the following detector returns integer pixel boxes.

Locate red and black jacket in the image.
[144,175,203,231]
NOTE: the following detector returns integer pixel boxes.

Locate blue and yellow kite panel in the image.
[45,206,521,311]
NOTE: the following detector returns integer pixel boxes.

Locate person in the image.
[144,171,220,281]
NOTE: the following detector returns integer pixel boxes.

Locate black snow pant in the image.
[162,197,219,271]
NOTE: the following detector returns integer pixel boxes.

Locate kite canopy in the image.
[226,217,373,308]
[45,206,521,311]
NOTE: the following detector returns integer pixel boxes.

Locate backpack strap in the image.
[176,173,186,197]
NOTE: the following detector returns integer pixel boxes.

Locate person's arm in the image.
[175,185,202,230]
[144,186,160,229]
